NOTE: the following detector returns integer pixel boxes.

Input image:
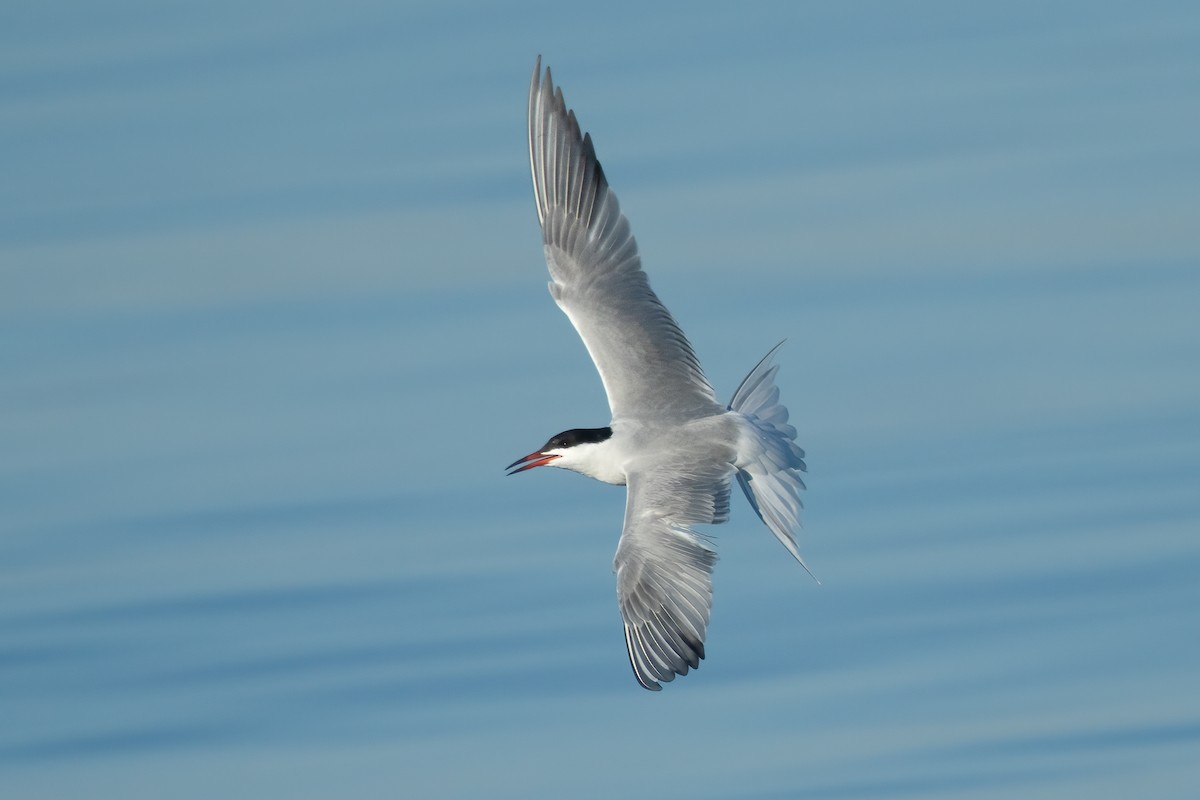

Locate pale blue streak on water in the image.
[3,1,1200,798]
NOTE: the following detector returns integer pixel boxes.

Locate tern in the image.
[508,57,813,691]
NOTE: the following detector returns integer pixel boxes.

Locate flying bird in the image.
[508,57,813,691]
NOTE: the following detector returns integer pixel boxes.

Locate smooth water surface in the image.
[3,2,1199,797]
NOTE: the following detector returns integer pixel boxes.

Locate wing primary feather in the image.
[547,85,558,219]
[636,622,675,675]
[624,626,663,691]
[527,57,544,226]
[579,132,598,228]
[632,624,669,679]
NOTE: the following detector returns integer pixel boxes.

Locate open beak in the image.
[506,451,560,475]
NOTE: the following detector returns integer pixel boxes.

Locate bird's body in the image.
[510,58,812,691]
[540,415,740,487]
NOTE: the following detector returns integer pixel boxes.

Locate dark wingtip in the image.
[637,674,663,692]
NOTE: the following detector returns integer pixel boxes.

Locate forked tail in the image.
[728,342,817,582]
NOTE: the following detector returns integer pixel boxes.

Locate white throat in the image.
[549,438,626,485]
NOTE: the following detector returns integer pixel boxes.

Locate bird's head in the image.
[506,427,614,477]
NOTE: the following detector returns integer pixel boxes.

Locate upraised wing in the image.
[528,57,721,422]
[614,462,731,690]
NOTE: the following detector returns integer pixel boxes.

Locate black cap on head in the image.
[543,427,612,451]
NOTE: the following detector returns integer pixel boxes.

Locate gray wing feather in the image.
[528,58,720,421]
[614,464,731,690]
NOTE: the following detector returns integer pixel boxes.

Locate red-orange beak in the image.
[506,451,561,475]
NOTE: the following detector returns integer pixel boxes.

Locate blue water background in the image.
[3,2,1199,797]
